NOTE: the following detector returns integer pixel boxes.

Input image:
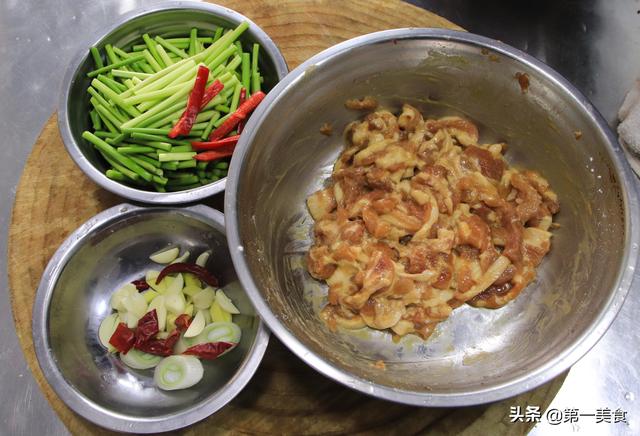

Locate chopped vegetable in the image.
[121,348,163,369]
[190,135,239,151]
[109,322,136,354]
[195,251,210,268]
[210,300,232,323]
[175,314,192,332]
[208,91,265,140]
[132,279,150,291]
[156,262,219,287]
[98,313,119,349]
[168,65,209,138]
[183,310,206,338]
[216,289,240,314]
[149,246,179,264]
[183,342,234,360]
[148,296,167,331]
[134,309,159,346]
[193,287,216,310]
[154,355,203,390]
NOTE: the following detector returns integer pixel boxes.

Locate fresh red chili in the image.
[131,279,149,291]
[209,91,265,140]
[200,80,224,110]
[183,342,234,360]
[237,88,247,134]
[109,322,135,354]
[168,65,209,138]
[175,314,192,332]
[194,148,235,162]
[155,262,219,287]
[191,135,239,151]
[134,309,159,346]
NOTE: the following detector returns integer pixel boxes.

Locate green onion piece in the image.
[161,162,179,171]
[170,145,194,153]
[106,169,126,182]
[106,133,127,145]
[156,44,174,66]
[251,43,261,93]
[241,53,251,93]
[111,69,152,80]
[122,127,171,136]
[229,83,242,113]
[177,159,197,169]
[90,46,104,69]
[117,146,156,154]
[94,131,119,139]
[96,74,128,94]
[121,348,163,370]
[131,132,190,146]
[89,110,101,130]
[83,131,153,181]
[155,36,189,59]
[213,27,223,42]
[129,156,164,176]
[87,54,145,78]
[142,33,166,69]
[189,28,198,57]
[158,152,196,162]
[142,49,162,73]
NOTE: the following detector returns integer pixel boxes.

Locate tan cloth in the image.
[618,80,640,175]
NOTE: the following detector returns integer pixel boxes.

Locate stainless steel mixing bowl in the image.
[225,28,640,406]
[32,204,268,432]
[58,1,288,204]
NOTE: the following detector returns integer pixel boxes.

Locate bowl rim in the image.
[225,27,640,406]
[32,203,270,433]
[57,0,288,205]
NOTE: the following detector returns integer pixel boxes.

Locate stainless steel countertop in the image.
[1,1,638,434]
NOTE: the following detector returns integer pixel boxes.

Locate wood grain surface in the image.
[7,0,565,434]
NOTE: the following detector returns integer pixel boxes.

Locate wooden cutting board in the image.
[7,0,566,434]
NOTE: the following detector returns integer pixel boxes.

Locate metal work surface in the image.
[0,0,638,434]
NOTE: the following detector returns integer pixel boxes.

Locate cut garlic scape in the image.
[195,250,211,267]
[171,250,190,264]
[98,313,119,349]
[149,246,180,264]
[183,310,206,338]
[215,289,240,314]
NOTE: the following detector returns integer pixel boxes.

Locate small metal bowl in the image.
[225,29,639,406]
[58,1,288,204]
[32,204,268,433]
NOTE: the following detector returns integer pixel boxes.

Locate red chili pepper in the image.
[134,309,159,347]
[200,80,224,110]
[175,314,192,332]
[194,148,235,162]
[190,135,239,151]
[131,279,149,291]
[164,329,181,350]
[183,342,234,360]
[155,262,219,287]
[134,338,174,356]
[209,91,265,140]
[168,65,209,138]
[109,322,135,354]
[237,88,247,134]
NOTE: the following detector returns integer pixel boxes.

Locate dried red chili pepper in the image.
[155,262,219,287]
[183,342,234,360]
[200,80,225,110]
[175,314,192,332]
[191,135,239,151]
[134,309,159,347]
[109,322,135,354]
[208,91,265,140]
[194,147,235,162]
[164,329,181,350]
[134,339,174,356]
[237,88,247,134]
[131,279,149,291]
[168,65,209,138]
